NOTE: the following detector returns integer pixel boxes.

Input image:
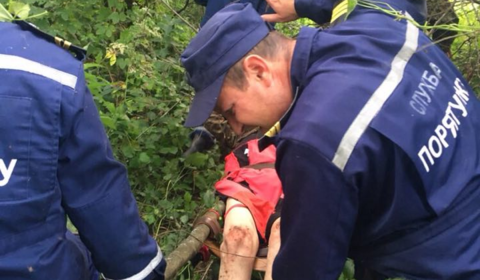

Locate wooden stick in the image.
[164,201,225,279]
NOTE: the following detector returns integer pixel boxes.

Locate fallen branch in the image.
[164,201,225,279]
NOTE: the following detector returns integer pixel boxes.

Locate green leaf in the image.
[83,63,105,70]
[66,217,78,234]
[184,192,192,203]
[121,145,135,158]
[159,146,178,155]
[185,153,208,168]
[109,11,120,24]
[100,116,116,129]
[139,152,151,163]
[117,58,128,70]
[202,190,215,207]
[0,4,13,21]
[158,199,173,209]
[346,0,358,19]
[180,215,189,224]
[143,213,155,225]
[60,10,69,21]
[104,102,116,114]
[8,2,30,19]
[342,259,355,279]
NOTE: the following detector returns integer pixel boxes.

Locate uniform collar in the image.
[258,0,349,151]
[13,21,87,61]
[258,27,317,150]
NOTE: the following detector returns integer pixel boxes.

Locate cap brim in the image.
[184,72,227,127]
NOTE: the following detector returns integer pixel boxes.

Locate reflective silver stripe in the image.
[0,54,77,89]
[106,246,163,280]
[332,18,419,171]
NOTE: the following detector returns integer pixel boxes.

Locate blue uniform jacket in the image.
[0,22,165,279]
[196,0,272,26]
[196,0,426,27]
[261,2,480,280]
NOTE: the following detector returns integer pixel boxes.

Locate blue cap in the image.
[181,3,270,127]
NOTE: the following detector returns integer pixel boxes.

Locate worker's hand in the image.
[183,126,215,157]
[262,0,299,23]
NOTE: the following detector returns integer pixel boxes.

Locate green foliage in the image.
[338,259,355,280]
[0,1,46,21]
[0,3,10,20]
[451,1,480,94]
[276,17,318,37]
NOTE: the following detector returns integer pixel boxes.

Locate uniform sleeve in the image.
[194,0,208,6]
[293,0,426,25]
[294,0,335,24]
[272,138,358,280]
[58,71,165,280]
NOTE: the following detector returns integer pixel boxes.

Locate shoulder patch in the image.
[13,20,86,61]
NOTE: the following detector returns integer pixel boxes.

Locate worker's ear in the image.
[242,54,272,88]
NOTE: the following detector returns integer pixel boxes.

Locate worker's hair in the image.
[224,31,292,90]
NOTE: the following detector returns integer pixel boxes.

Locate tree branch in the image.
[160,0,198,32]
[164,201,225,279]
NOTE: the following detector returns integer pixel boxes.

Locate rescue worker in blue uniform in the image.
[180,1,480,279]
[0,21,166,280]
